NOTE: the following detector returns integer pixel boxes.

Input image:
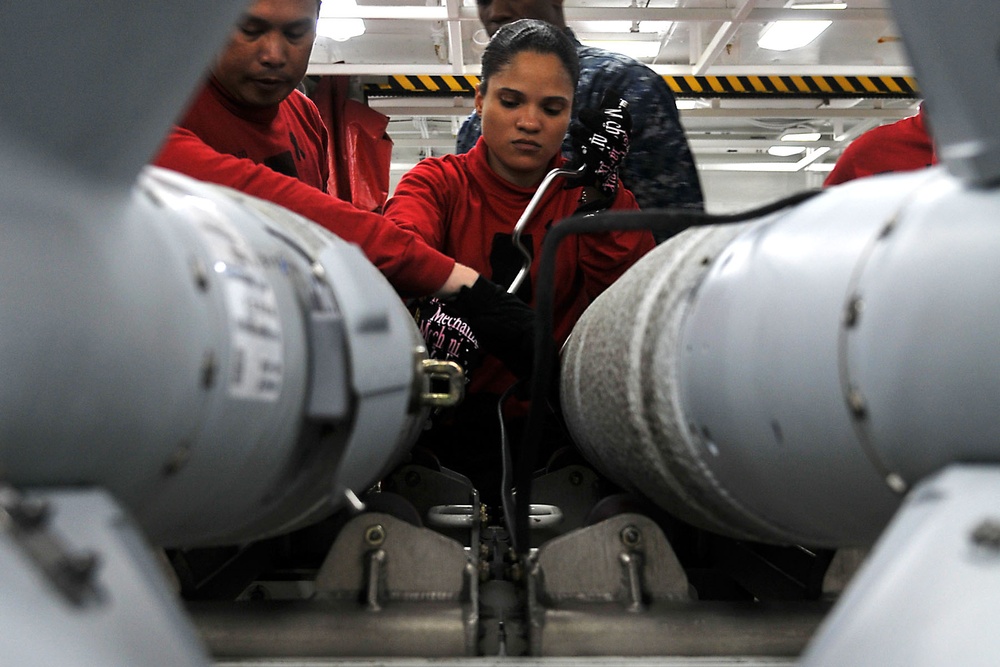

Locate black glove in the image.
[563,90,632,199]
[412,297,483,382]
[449,276,537,380]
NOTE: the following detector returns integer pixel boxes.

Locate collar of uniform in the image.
[468,135,567,196]
[207,76,281,125]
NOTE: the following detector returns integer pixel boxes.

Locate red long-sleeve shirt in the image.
[385,137,654,397]
[153,80,455,296]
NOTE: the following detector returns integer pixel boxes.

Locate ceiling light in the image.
[317,18,365,41]
[579,39,661,59]
[781,130,822,141]
[767,145,807,157]
[757,20,832,51]
[571,20,673,34]
[675,100,702,110]
[699,160,834,173]
[791,2,847,9]
[317,0,366,42]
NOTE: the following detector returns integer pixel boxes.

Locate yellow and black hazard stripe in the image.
[664,74,919,97]
[363,74,919,98]
[365,75,481,95]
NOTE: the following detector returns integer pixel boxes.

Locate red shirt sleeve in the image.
[382,158,452,251]
[153,126,455,297]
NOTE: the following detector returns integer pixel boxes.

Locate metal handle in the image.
[427,504,477,528]
[508,164,588,295]
[526,503,563,528]
[427,503,563,528]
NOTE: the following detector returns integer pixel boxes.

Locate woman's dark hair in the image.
[480,19,579,94]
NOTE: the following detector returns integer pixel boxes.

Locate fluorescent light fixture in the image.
[572,20,673,34]
[767,145,807,157]
[781,130,822,141]
[675,100,702,110]
[701,147,832,171]
[317,18,365,41]
[579,39,661,59]
[317,0,366,42]
[757,20,831,51]
[792,2,847,9]
[699,161,833,172]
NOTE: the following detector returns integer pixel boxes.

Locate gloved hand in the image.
[412,297,483,382]
[448,276,537,380]
[563,90,632,199]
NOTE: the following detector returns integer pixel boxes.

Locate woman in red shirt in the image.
[383,19,654,504]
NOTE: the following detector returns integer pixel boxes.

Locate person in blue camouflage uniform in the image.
[458,0,704,242]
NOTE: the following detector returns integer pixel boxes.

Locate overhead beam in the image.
[316,6,888,22]
[444,0,464,75]
[683,107,914,119]
[693,0,758,75]
[368,96,914,121]
[308,62,913,77]
[388,137,846,150]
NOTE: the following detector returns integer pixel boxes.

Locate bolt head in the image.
[364,524,386,546]
[620,525,642,548]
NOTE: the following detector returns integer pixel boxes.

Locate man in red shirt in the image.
[154,0,535,371]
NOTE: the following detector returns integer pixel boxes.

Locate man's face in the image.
[213,0,318,108]
[476,0,563,37]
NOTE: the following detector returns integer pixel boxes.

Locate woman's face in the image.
[476,50,574,188]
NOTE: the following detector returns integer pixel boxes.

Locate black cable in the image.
[497,379,524,552]
[512,190,823,554]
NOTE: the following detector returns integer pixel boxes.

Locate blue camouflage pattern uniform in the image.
[457,28,704,243]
